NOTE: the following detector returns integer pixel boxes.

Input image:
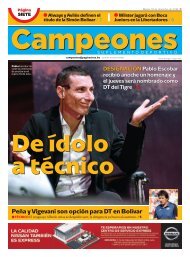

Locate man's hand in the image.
[131,95,168,127]
[10,141,31,164]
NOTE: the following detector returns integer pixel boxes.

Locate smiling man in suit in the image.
[12,65,168,201]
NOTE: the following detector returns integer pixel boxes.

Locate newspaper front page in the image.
[7,6,182,252]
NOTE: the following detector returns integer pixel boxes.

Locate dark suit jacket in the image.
[18,105,145,194]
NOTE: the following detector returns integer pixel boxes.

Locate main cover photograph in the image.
[8,60,182,207]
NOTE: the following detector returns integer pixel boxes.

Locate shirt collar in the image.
[59,111,85,126]
[161,201,170,208]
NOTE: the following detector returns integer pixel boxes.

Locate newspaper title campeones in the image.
[11,29,177,54]
[12,135,113,175]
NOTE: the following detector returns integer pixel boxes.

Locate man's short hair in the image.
[56,65,91,88]
[157,190,169,199]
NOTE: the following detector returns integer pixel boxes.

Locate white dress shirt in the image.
[56,113,92,197]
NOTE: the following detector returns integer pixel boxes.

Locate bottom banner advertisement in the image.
[8,223,182,249]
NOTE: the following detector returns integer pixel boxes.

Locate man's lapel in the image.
[85,111,95,161]
[50,106,63,162]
